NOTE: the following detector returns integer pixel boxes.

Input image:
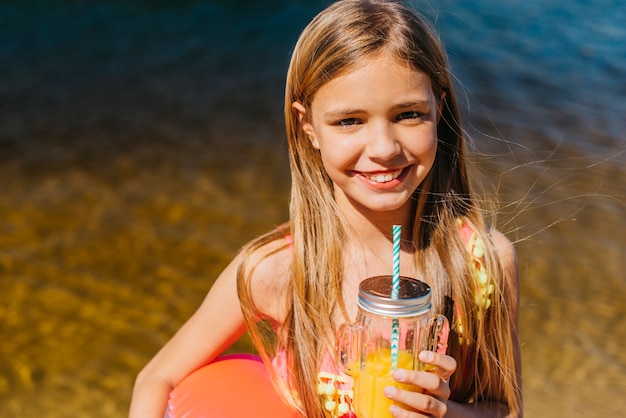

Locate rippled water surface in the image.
[1,1,624,416]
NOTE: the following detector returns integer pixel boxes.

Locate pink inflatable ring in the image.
[166,354,298,418]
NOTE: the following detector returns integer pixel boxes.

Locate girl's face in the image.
[294,52,441,219]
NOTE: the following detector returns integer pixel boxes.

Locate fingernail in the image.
[383,386,396,398]
[389,405,401,416]
[420,351,434,362]
[393,368,406,381]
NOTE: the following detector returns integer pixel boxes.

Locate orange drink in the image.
[349,348,418,418]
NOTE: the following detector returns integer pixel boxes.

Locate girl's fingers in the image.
[419,350,457,381]
[391,368,450,401]
[384,384,447,417]
[382,351,456,417]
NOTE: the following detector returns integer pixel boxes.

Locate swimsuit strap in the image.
[454,218,493,346]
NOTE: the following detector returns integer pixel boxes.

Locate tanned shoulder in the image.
[243,237,292,325]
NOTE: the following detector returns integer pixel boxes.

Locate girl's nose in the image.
[365,122,401,161]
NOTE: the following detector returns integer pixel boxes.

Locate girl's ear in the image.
[292,101,319,149]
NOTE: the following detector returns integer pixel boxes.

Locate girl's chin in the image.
[349,194,413,214]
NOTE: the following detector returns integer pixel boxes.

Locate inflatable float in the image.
[166,354,298,418]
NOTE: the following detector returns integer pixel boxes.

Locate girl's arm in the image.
[128,252,250,418]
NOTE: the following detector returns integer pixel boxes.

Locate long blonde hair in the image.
[238,0,521,416]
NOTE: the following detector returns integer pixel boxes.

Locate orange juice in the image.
[349,348,418,418]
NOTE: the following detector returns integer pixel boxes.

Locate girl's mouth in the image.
[364,169,403,184]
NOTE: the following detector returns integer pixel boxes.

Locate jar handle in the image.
[418,314,450,371]
[335,322,361,374]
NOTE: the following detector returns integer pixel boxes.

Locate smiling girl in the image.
[130,1,522,417]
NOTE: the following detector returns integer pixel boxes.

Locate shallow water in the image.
[1,1,624,416]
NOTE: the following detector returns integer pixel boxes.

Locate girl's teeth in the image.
[369,170,401,183]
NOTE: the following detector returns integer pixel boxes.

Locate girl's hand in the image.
[383,351,457,417]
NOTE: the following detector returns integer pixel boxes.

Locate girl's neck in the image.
[339,215,419,322]
[334,195,419,322]
[340,206,417,278]
[338,197,414,243]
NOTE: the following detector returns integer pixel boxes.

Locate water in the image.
[0,0,624,416]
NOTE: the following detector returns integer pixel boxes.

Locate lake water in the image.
[1,0,624,416]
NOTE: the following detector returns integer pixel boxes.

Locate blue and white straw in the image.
[391,224,401,370]
[391,225,401,299]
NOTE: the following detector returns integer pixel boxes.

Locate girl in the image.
[130,1,522,417]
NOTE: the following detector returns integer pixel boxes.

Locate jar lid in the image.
[357,275,432,317]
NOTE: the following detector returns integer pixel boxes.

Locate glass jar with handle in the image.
[336,275,449,418]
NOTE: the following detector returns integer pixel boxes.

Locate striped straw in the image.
[391,224,401,369]
[391,225,401,299]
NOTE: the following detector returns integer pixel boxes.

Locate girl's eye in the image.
[396,111,426,121]
[335,118,361,127]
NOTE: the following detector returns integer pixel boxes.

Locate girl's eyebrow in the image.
[323,108,365,119]
[323,100,432,118]
[392,100,432,109]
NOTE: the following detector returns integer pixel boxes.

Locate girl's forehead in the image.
[313,54,433,102]
[320,52,430,91]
